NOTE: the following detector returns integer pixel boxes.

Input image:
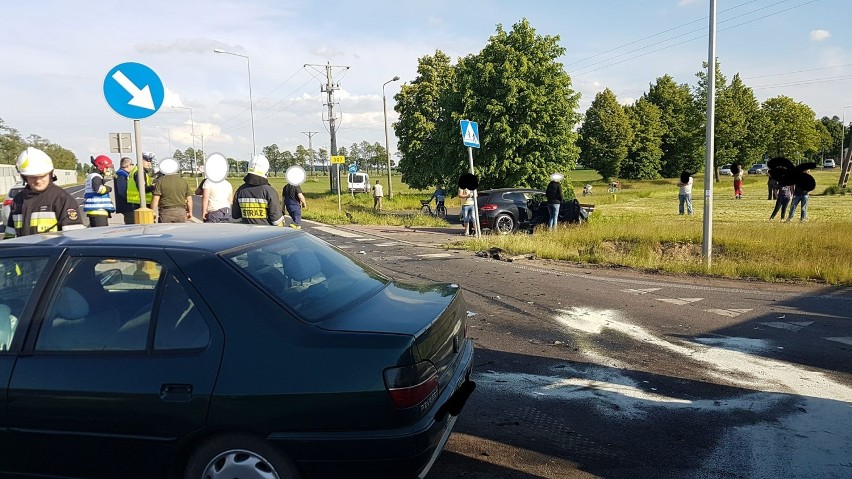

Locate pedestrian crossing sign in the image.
[460,120,480,148]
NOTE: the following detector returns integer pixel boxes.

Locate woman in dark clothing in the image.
[545,173,564,230]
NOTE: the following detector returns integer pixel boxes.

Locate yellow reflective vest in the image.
[125,166,153,205]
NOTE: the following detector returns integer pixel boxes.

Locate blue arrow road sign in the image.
[103,62,164,120]
[460,120,480,148]
[348,164,358,174]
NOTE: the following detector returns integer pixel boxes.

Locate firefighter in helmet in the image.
[4,147,84,239]
[83,155,116,227]
[232,154,285,226]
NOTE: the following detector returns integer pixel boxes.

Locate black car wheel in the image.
[493,213,515,234]
[185,434,301,479]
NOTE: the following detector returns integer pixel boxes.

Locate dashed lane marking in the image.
[312,226,362,238]
[704,308,753,318]
[354,238,375,242]
[374,242,400,247]
[656,298,703,305]
[825,337,852,346]
[759,321,813,332]
[416,253,455,258]
[623,288,661,295]
[378,255,411,261]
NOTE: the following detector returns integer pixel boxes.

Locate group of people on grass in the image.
[676,159,814,222]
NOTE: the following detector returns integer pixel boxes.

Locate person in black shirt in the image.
[545,173,564,230]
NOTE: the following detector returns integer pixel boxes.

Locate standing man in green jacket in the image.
[124,152,155,224]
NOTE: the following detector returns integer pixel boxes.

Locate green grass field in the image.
[236,168,852,285]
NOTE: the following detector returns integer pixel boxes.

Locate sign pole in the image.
[467,146,481,238]
[133,120,154,224]
[337,164,342,211]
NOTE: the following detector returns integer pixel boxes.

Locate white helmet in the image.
[17,147,54,176]
[248,154,270,177]
[159,158,180,175]
[142,152,156,161]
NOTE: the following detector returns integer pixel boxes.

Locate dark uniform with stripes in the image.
[4,183,85,239]
[231,173,284,226]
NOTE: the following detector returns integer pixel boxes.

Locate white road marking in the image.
[373,242,399,247]
[312,226,362,238]
[379,255,411,261]
[623,287,661,294]
[704,308,752,317]
[354,238,375,242]
[336,245,354,249]
[417,253,454,258]
[825,337,852,346]
[656,297,703,305]
[759,321,813,332]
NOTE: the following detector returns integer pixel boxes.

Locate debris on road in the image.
[476,247,536,262]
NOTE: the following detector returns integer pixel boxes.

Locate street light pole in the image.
[214,49,256,155]
[383,76,400,199]
[172,106,198,187]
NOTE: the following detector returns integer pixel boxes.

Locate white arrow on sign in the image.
[111,70,155,110]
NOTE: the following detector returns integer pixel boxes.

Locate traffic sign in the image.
[103,62,165,119]
[330,155,345,164]
[109,133,132,153]
[460,120,480,148]
[348,164,358,174]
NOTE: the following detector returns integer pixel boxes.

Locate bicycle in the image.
[420,199,447,219]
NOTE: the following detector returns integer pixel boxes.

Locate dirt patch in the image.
[656,241,702,261]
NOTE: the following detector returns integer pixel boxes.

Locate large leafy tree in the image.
[622,97,663,180]
[645,75,703,177]
[577,88,632,181]
[819,116,844,159]
[0,118,26,165]
[761,95,820,162]
[455,18,581,189]
[713,73,769,171]
[262,144,285,176]
[394,50,459,190]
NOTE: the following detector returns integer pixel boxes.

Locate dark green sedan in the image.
[0,224,475,479]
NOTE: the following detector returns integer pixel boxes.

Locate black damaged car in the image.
[477,188,593,234]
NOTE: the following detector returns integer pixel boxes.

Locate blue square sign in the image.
[460,120,480,148]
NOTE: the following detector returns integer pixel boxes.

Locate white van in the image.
[347,172,370,193]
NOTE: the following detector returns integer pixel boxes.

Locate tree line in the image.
[392,18,849,190]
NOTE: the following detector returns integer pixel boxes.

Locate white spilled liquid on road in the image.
[475,306,852,478]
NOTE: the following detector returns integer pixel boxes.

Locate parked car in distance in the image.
[748,163,769,174]
[0,224,475,479]
[824,158,836,168]
[477,188,593,234]
[347,171,370,193]
[719,164,733,176]
[1,182,26,230]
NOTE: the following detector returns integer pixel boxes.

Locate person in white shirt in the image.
[677,172,693,215]
[197,153,234,223]
[373,180,384,211]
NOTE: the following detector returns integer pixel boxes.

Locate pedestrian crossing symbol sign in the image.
[460,120,480,148]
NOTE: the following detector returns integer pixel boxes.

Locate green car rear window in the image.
[226,233,388,322]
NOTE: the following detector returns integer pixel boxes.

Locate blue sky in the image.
[0,0,848,165]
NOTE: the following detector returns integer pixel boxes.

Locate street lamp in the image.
[155,126,172,157]
[213,48,256,155]
[172,106,199,187]
[383,76,400,199]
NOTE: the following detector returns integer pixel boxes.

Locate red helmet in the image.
[91,155,113,172]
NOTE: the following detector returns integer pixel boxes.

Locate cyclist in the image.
[429,185,446,212]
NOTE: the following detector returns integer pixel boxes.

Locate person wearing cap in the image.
[232,155,285,226]
[4,147,84,239]
[114,157,134,223]
[150,158,192,223]
[125,152,156,223]
[83,155,116,227]
[545,173,564,230]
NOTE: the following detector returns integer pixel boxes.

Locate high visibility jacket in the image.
[232,174,284,226]
[125,166,153,205]
[4,183,85,239]
[83,172,115,215]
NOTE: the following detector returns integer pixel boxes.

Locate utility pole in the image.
[305,62,349,192]
[302,131,318,176]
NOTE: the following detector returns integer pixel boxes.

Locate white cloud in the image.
[677,0,701,6]
[810,30,831,42]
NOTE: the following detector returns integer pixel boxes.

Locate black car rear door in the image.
[6,247,224,479]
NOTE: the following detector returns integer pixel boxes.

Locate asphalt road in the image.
[304,222,852,479]
[58,183,852,478]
